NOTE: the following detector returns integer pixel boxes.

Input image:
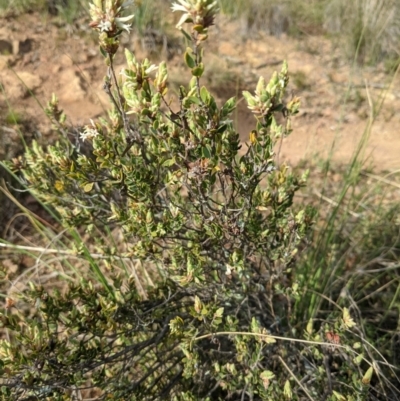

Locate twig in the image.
[357,262,400,274]
[313,189,360,218]
[361,172,400,190]
[0,181,57,230]
[278,356,316,401]
[331,81,400,99]
[1,125,17,134]
[195,331,352,353]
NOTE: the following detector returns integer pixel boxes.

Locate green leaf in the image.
[215,123,228,134]
[191,63,204,77]
[124,48,135,68]
[162,158,175,167]
[332,391,346,401]
[242,91,256,106]
[260,370,275,389]
[141,108,151,116]
[201,146,211,158]
[187,96,201,105]
[200,86,210,104]
[184,48,196,69]
[362,366,374,385]
[256,76,266,94]
[342,307,356,328]
[83,182,94,192]
[100,46,107,58]
[180,28,192,42]
[214,307,224,318]
[221,96,236,117]
[284,380,292,399]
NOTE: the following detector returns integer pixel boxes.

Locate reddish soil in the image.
[1,12,400,171]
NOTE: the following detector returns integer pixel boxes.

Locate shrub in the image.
[1,1,390,400]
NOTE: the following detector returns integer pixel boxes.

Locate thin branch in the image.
[361,171,400,189]
[193,330,375,365]
[313,189,361,218]
[278,356,316,401]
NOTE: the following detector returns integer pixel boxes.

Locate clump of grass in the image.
[294,162,400,397]
[0,0,44,15]
[5,110,22,125]
[290,63,400,398]
[218,0,327,36]
[384,56,400,74]
[0,0,77,17]
[291,70,311,90]
[51,0,89,26]
[217,0,400,65]
[324,0,400,65]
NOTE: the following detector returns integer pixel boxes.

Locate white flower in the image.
[171,0,192,29]
[98,19,112,32]
[80,129,99,142]
[116,14,135,33]
[145,64,158,74]
[171,0,219,29]
[171,0,191,13]
[80,119,99,142]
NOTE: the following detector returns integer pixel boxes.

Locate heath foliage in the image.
[1,1,392,400]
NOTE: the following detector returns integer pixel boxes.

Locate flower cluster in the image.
[171,0,219,31]
[79,119,100,142]
[89,0,134,35]
[242,61,291,117]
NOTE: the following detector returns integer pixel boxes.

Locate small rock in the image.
[87,48,98,58]
[0,28,9,38]
[51,64,61,74]
[22,53,32,65]
[59,69,86,102]
[2,79,24,100]
[18,71,42,92]
[1,71,42,100]
[59,54,74,67]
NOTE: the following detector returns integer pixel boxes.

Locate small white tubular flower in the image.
[116,14,135,33]
[80,129,99,142]
[171,0,191,13]
[89,0,134,35]
[171,0,219,30]
[79,127,99,142]
[175,13,190,29]
[98,20,112,32]
[171,0,192,29]
[145,64,158,74]
[80,119,99,142]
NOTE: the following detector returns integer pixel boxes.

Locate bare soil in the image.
[1,12,400,171]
